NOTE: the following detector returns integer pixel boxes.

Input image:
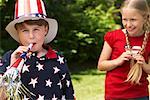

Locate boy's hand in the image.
[10,46,29,66]
[3,67,20,81]
[0,86,8,100]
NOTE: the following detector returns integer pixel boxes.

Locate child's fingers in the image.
[10,46,30,65]
[119,51,132,61]
[124,57,130,61]
[12,46,29,57]
[26,51,32,58]
[137,60,145,64]
[124,51,132,59]
[134,54,145,64]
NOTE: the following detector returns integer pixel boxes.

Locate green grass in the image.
[71,68,105,100]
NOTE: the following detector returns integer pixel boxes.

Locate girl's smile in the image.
[121,8,145,37]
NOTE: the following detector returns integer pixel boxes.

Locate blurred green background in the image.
[0,0,123,99]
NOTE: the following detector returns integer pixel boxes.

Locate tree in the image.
[0,0,122,63]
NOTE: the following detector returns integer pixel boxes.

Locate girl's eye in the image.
[122,18,127,21]
[131,19,136,21]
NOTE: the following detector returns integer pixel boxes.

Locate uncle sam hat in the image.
[5,0,58,44]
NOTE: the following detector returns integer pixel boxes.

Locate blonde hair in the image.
[121,0,150,84]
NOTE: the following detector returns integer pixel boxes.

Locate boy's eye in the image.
[34,28,39,31]
[22,30,28,32]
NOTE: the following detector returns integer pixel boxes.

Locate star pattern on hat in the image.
[57,56,64,64]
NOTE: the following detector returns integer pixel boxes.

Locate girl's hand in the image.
[116,50,132,66]
[132,54,145,65]
[10,46,29,66]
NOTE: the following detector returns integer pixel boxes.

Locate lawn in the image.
[71,68,106,100]
[71,67,150,100]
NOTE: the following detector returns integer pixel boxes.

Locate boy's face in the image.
[17,23,48,52]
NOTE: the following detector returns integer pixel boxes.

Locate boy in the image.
[0,0,75,99]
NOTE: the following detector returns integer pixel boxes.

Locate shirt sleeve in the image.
[59,58,75,100]
[0,50,12,74]
[104,31,115,48]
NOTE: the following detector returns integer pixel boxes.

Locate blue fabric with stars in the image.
[0,49,75,100]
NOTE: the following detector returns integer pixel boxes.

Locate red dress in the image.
[104,29,150,99]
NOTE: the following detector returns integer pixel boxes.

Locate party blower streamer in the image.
[0,44,35,100]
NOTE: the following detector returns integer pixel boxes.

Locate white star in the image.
[23,96,29,100]
[61,74,66,80]
[36,63,44,71]
[32,53,36,56]
[46,79,52,87]
[61,95,65,100]
[29,77,38,88]
[22,64,30,73]
[66,80,70,87]
[37,95,44,100]
[52,94,57,100]
[53,67,60,74]
[57,56,64,64]
[39,58,45,60]
[6,66,11,70]
[0,59,3,66]
[57,81,62,89]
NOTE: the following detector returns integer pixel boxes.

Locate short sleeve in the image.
[104,31,116,48]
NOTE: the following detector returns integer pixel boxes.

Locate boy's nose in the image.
[29,32,34,39]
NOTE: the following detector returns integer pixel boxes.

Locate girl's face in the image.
[17,23,48,52]
[121,8,145,36]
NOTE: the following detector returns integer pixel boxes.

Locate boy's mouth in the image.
[33,43,36,45]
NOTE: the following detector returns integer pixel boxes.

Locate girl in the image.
[98,0,150,99]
